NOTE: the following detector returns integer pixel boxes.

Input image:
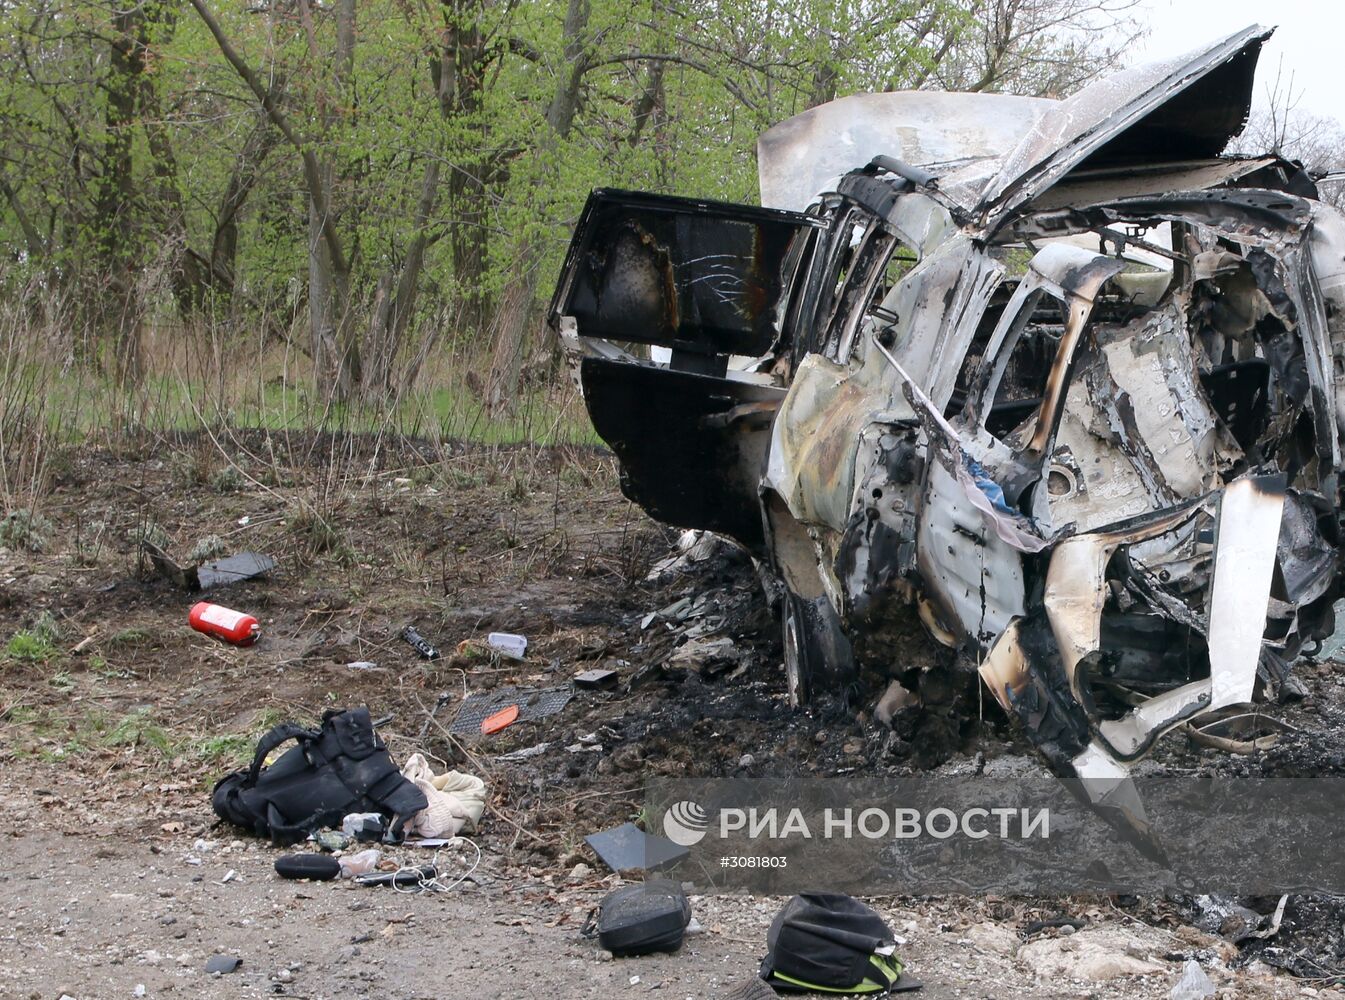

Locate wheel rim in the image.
[784,603,804,709]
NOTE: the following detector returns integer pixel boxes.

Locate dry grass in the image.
[0,270,599,541]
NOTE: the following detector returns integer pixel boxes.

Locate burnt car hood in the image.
[757,24,1272,229]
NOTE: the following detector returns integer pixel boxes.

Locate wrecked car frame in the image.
[549,25,1345,855]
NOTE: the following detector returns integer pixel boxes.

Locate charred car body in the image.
[550,27,1345,852]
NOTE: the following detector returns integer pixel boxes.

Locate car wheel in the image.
[783,593,809,709]
[782,590,854,709]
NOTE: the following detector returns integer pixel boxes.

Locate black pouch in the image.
[274,853,341,881]
[583,879,691,956]
[211,706,427,845]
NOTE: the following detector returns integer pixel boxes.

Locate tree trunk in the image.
[94,1,150,384]
[442,2,493,333]
[189,0,360,395]
[308,180,349,395]
[138,39,204,316]
[361,157,441,397]
[211,113,282,298]
[628,59,665,146]
[486,0,590,411]
[0,177,44,260]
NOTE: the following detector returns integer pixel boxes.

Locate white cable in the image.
[390,837,482,893]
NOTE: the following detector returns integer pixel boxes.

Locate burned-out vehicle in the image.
[549,26,1345,849]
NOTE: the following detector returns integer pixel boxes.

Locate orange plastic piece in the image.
[481,704,519,734]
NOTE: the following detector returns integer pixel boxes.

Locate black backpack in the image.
[211,707,428,845]
[583,880,692,956]
[760,893,921,993]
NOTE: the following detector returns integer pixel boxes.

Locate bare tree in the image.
[931,0,1144,97]
[1228,59,1345,211]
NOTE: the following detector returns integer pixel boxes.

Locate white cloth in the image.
[400,753,487,839]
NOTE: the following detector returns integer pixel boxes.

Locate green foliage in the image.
[209,464,244,494]
[6,612,62,663]
[5,631,57,663]
[187,533,228,563]
[126,521,171,550]
[103,708,171,754]
[108,627,152,647]
[190,732,253,765]
[31,611,63,644]
[0,510,51,552]
[0,0,1138,405]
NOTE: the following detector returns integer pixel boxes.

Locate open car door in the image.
[549,189,824,550]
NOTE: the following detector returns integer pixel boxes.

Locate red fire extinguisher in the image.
[189,602,260,646]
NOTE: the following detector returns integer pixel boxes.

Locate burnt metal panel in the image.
[979,25,1272,225]
[550,189,823,358]
[1078,44,1262,168]
[1022,157,1279,213]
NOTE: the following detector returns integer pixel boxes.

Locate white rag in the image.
[400,753,487,839]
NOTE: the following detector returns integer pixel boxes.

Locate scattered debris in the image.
[401,625,440,660]
[314,830,350,853]
[1023,916,1088,938]
[875,680,919,726]
[337,848,382,877]
[486,631,528,659]
[1190,893,1288,943]
[274,854,341,881]
[496,742,551,762]
[1169,959,1216,1000]
[341,813,388,841]
[480,704,519,735]
[142,540,275,590]
[574,668,619,690]
[212,707,428,845]
[205,954,242,975]
[760,894,916,993]
[1185,710,1297,755]
[582,879,692,956]
[668,635,747,679]
[399,752,486,839]
[645,530,744,584]
[448,686,574,735]
[584,822,688,873]
[355,865,437,888]
[566,733,603,753]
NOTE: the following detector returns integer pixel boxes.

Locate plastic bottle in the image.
[189,602,260,646]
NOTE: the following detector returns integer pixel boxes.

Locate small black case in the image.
[586,879,691,956]
[274,853,341,880]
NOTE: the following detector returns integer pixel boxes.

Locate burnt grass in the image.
[5,433,1345,982]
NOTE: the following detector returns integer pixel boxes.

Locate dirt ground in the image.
[1,435,1342,999]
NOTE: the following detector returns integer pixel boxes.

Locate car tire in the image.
[782,590,854,709]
